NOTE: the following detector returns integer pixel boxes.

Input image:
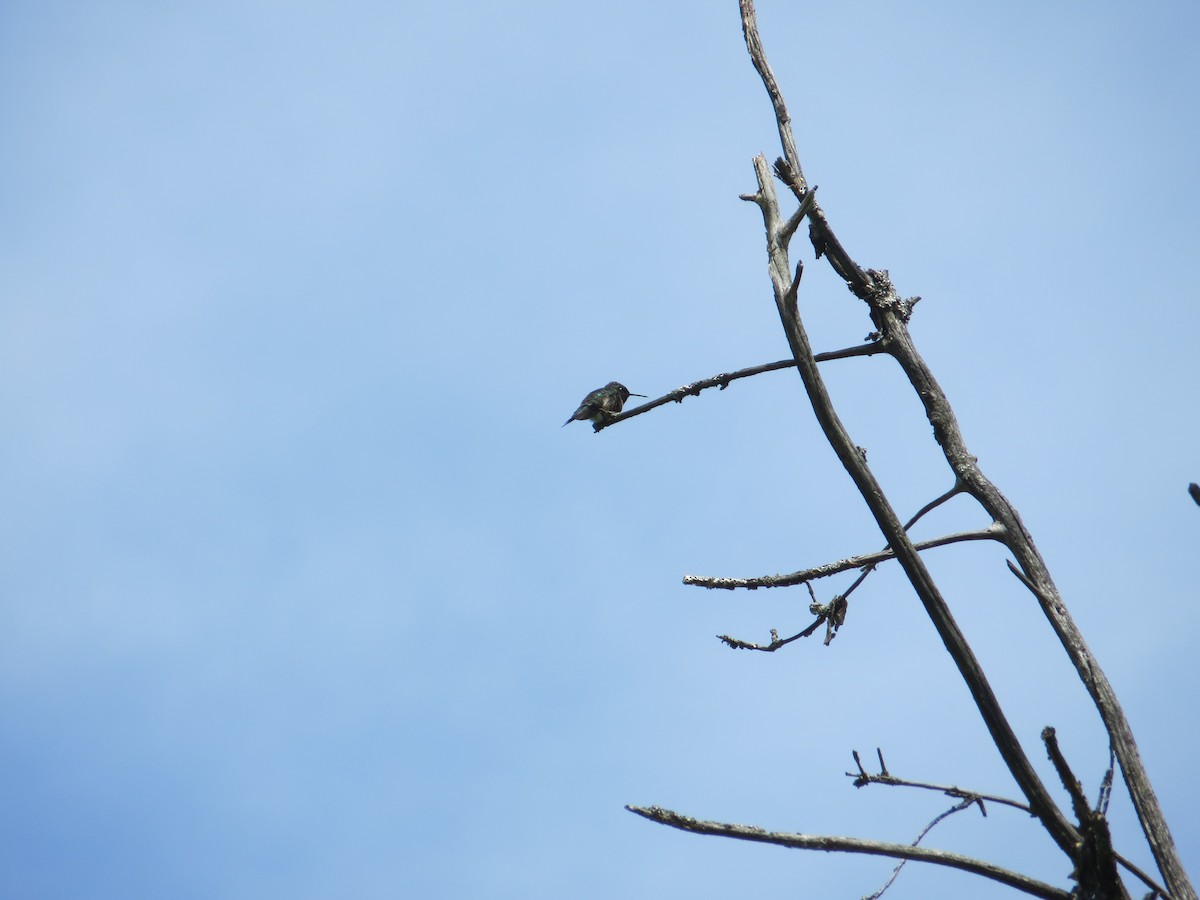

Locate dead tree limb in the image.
[626,805,1072,900]
[596,342,885,430]
[743,135,1082,863]
[684,525,1003,590]
[592,3,1191,897]
[733,0,1190,894]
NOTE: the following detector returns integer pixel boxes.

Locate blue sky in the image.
[2,2,1198,897]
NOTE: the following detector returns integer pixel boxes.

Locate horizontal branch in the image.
[684,525,1004,590]
[594,344,885,431]
[626,805,1070,900]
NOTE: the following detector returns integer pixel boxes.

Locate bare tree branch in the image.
[816,483,966,608]
[814,340,887,363]
[717,618,823,652]
[595,343,885,431]
[684,526,1003,590]
[717,584,845,651]
[847,748,1028,814]
[606,4,1191,897]
[626,804,1072,900]
[737,4,1193,894]
[903,482,965,531]
[737,0,1084,863]
[596,359,793,431]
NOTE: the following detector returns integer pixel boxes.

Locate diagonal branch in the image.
[887,284,1186,893]
[744,0,1189,886]
[717,617,823,652]
[744,142,1079,859]
[596,359,794,431]
[626,805,1071,900]
[738,0,1082,861]
[995,537,1191,895]
[717,584,842,651]
[684,525,1003,590]
[903,482,965,531]
[740,2,871,297]
[865,797,981,900]
[596,343,886,431]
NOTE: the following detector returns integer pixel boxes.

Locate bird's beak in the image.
[629,392,647,398]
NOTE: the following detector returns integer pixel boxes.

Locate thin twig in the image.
[684,526,1003,590]
[718,617,824,651]
[836,564,873,603]
[626,805,1071,900]
[717,584,847,651]
[847,749,1027,814]
[903,482,965,531]
[841,482,967,602]
[865,797,979,900]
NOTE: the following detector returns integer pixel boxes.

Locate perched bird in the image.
[562,381,646,427]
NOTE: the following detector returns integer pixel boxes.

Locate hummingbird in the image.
[562,381,646,427]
